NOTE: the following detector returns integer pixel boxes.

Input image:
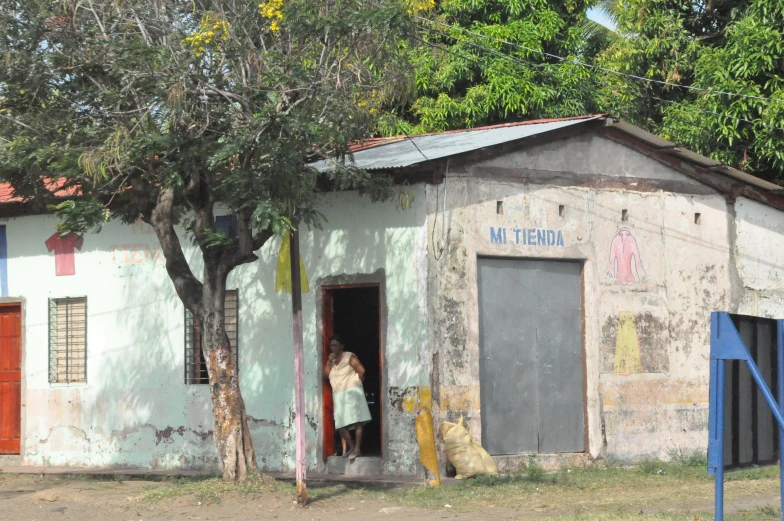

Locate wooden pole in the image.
[289,227,307,505]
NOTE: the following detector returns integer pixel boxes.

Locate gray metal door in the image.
[477,258,585,455]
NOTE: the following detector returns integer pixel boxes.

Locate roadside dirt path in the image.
[1,473,780,521]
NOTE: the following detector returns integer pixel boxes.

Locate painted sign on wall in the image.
[614,312,642,375]
[490,227,565,247]
[607,227,645,284]
[110,243,164,264]
[45,233,84,276]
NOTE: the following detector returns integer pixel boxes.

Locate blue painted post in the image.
[777,320,784,521]
[715,357,726,521]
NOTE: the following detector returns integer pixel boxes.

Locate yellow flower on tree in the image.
[406,0,434,15]
[259,0,284,31]
[183,14,231,57]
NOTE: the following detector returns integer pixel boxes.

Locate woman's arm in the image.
[323,354,336,379]
[349,354,366,384]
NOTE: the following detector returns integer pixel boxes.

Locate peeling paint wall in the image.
[7,188,428,474]
[426,133,733,469]
[734,198,784,318]
[10,131,784,476]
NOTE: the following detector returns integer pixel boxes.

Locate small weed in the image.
[526,458,547,482]
[667,448,707,467]
[138,475,286,504]
[726,466,780,481]
[602,457,625,470]
[756,506,780,517]
[638,458,667,475]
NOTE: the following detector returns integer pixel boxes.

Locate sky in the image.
[587,7,617,31]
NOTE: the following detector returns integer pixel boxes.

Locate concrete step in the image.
[326,455,382,476]
[0,455,22,470]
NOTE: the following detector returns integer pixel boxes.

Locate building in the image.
[2,115,784,475]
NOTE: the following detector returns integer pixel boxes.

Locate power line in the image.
[651,96,784,133]
[414,24,784,133]
[416,16,784,106]
[403,131,430,161]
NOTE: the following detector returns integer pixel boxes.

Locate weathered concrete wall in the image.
[426,133,732,469]
[6,188,428,474]
[734,197,784,318]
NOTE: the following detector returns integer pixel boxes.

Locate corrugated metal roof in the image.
[609,121,674,149]
[605,120,783,191]
[312,115,602,171]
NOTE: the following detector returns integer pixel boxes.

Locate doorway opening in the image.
[322,285,382,458]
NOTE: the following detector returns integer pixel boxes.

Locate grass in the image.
[134,458,782,518]
[136,474,373,505]
[138,475,290,504]
[390,459,779,514]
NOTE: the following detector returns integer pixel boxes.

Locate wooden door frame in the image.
[317,274,387,467]
[0,299,24,456]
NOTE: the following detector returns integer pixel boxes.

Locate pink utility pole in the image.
[289,227,307,505]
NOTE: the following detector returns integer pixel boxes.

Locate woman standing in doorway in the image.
[324,334,371,460]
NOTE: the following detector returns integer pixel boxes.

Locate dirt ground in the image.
[1,462,782,521]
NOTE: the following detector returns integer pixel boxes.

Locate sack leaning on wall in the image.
[439,416,498,479]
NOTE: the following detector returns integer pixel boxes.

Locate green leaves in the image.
[381,0,597,135]
[597,0,784,181]
[50,200,110,236]
[0,0,416,246]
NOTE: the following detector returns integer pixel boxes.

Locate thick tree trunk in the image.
[146,187,262,481]
[203,299,258,481]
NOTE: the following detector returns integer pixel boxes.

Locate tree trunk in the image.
[203,303,258,481]
[146,187,261,481]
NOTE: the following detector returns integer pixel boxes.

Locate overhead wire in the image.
[412,22,784,133]
[416,15,784,106]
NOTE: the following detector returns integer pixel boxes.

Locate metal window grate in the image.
[48,297,87,384]
[185,290,239,384]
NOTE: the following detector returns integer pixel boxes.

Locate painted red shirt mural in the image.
[45,233,84,276]
[607,227,645,284]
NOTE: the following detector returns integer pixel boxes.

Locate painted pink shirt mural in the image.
[45,233,84,276]
[607,227,645,284]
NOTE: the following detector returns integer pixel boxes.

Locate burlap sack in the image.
[439,416,498,479]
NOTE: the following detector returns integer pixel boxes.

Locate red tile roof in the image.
[0,178,79,204]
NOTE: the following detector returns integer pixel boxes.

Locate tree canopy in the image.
[0,0,414,480]
[377,0,604,135]
[596,0,784,181]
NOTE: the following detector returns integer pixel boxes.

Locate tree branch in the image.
[150,187,204,315]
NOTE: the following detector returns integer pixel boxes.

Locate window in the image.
[48,297,87,383]
[215,215,238,238]
[185,290,238,384]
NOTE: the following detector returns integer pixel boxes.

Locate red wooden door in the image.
[0,305,21,454]
[322,290,335,459]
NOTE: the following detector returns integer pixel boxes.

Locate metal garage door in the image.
[477,258,585,454]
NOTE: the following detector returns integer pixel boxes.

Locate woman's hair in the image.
[329,334,345,347]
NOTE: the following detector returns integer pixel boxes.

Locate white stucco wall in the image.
[734,197,784,317]
[6,187,428,473]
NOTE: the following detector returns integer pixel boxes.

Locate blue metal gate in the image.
[708,312,784,521]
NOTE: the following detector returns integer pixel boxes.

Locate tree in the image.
[0,0,412,480]
[377,0,603,135]
[596,0,784,181]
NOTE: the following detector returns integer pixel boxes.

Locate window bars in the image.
[48,297,87,384]
[184,290,239,384]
